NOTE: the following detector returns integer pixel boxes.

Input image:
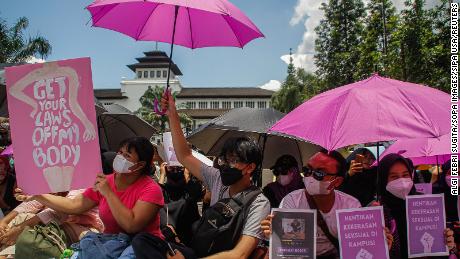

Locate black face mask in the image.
[167,170,185,183]
[219,166,244,186]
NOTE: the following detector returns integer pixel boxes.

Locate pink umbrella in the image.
[270,74,450,151]
[1,145,13,156]
[374,135,451,166]
[86,0,264,114]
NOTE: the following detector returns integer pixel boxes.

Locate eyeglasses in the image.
[302,167,337,181]
[217,156,242,168]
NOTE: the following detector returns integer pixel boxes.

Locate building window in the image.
[157,71,161,78]
[211,101,219,109]
[257,101,267,109]
[137,71,142,78]
[187,102,196,109]
[144,71,148,78]
[103,102,113,106]
[150,71,155,78]
[246,101,255,108]
[234,101,243,108]
[198,101,208,109]
[222,101,232,109]
[163,70,168,78]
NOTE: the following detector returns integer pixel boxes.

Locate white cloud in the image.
[26,56,46,64]
[287,0,442,70]
[259,80,282,91]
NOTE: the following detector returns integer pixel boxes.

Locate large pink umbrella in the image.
[375,134,451,166]
[270,74,450,151]
[86,0,264,114]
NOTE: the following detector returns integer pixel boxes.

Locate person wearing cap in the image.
[263,155,305,208]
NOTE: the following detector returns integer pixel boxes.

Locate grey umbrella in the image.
[98,104,157,151]
[187,107,320,170]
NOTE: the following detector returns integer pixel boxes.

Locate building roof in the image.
[127,50,182,75]
[176,87,275,98]
[94,89,127,99]
[179,109,230,119]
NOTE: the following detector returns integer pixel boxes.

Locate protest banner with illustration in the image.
[162,132,181,166]
[270,208,316,259]
[406,194,448,258]
[336,207,389,259]
[414,183,432,194]
[5,58,101,194]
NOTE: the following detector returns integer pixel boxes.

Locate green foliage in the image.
[0,16,52,63]
[136,85,192,132]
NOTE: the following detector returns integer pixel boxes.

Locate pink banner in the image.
[5,57,101,194]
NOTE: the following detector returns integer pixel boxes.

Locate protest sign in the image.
[5,58,101,194]
[414,183,432,194]
[270,208,316,259]
[162,132,181,166]
[406,194,448,258]
[336,207,389,259]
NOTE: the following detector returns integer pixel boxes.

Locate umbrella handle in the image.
[153,97,167,115]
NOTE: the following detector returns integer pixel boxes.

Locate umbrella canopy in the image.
[187,107,320,168]
[86,0,264,49]
[375,134,451,166]
[99,104,157,151]
[270,74,450,151]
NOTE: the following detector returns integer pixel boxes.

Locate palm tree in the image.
[137,85,192,133]
[0,16,52,63]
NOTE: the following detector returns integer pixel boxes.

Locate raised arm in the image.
[161,90,203,181]
[33,193,96,215]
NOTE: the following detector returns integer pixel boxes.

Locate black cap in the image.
[271,155,298,172]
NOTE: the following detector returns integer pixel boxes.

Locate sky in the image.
[1,0,443,90]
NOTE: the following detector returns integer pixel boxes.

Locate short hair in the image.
[318,149,348,178]
[219,137,262,173]
[118,137,154,176]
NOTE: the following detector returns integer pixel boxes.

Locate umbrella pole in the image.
[258,134,268,187]
[166,5,180,92]
[436,155,440,181]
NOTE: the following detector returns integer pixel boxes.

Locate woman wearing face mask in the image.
[378,154,455,258]
[16,137,166,258]
[263,155,304,208]
[0,155,19,215]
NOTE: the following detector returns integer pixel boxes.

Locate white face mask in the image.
[386,178,413,199]
[277,172,293,186]
[113,154,135,174]
[303,176,331,195]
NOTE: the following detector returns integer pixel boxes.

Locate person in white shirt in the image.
[261,149,393,259]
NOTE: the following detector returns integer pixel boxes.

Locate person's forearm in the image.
[18,215,41,228]
[34,195,83,215]
[104,191,138,233]
[168,108,192,163]
[0,211,18,225]
[203,251,246,259]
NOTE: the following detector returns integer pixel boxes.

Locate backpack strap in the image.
[304,191,340,251]
[230,186,262,244]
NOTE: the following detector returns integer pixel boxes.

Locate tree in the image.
[136,86,192,133]
[0,16,52,63]
[314,0,366,90]
[354,0,398,79]
[271,53,305,113]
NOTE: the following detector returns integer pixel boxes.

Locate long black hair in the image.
[119,137,154,176]
[219,137,262,175]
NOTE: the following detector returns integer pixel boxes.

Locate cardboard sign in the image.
[5,58,101,194]
[270,208,316,259]
[162,132,181,166]
[414,183,432,194]
[336,207,389,259]
[406,194,448,258]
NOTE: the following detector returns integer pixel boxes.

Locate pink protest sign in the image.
[336,206,389,259]
[5,58,101,195]
[406,194,448,258]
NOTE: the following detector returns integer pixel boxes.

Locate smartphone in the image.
[355,154,365,164]
[167,242,176,256]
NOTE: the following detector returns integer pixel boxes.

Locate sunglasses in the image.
[302,167,337,181]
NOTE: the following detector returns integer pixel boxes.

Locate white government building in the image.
[94,50,275,130]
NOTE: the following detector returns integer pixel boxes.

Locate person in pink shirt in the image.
[16,137,164,258]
